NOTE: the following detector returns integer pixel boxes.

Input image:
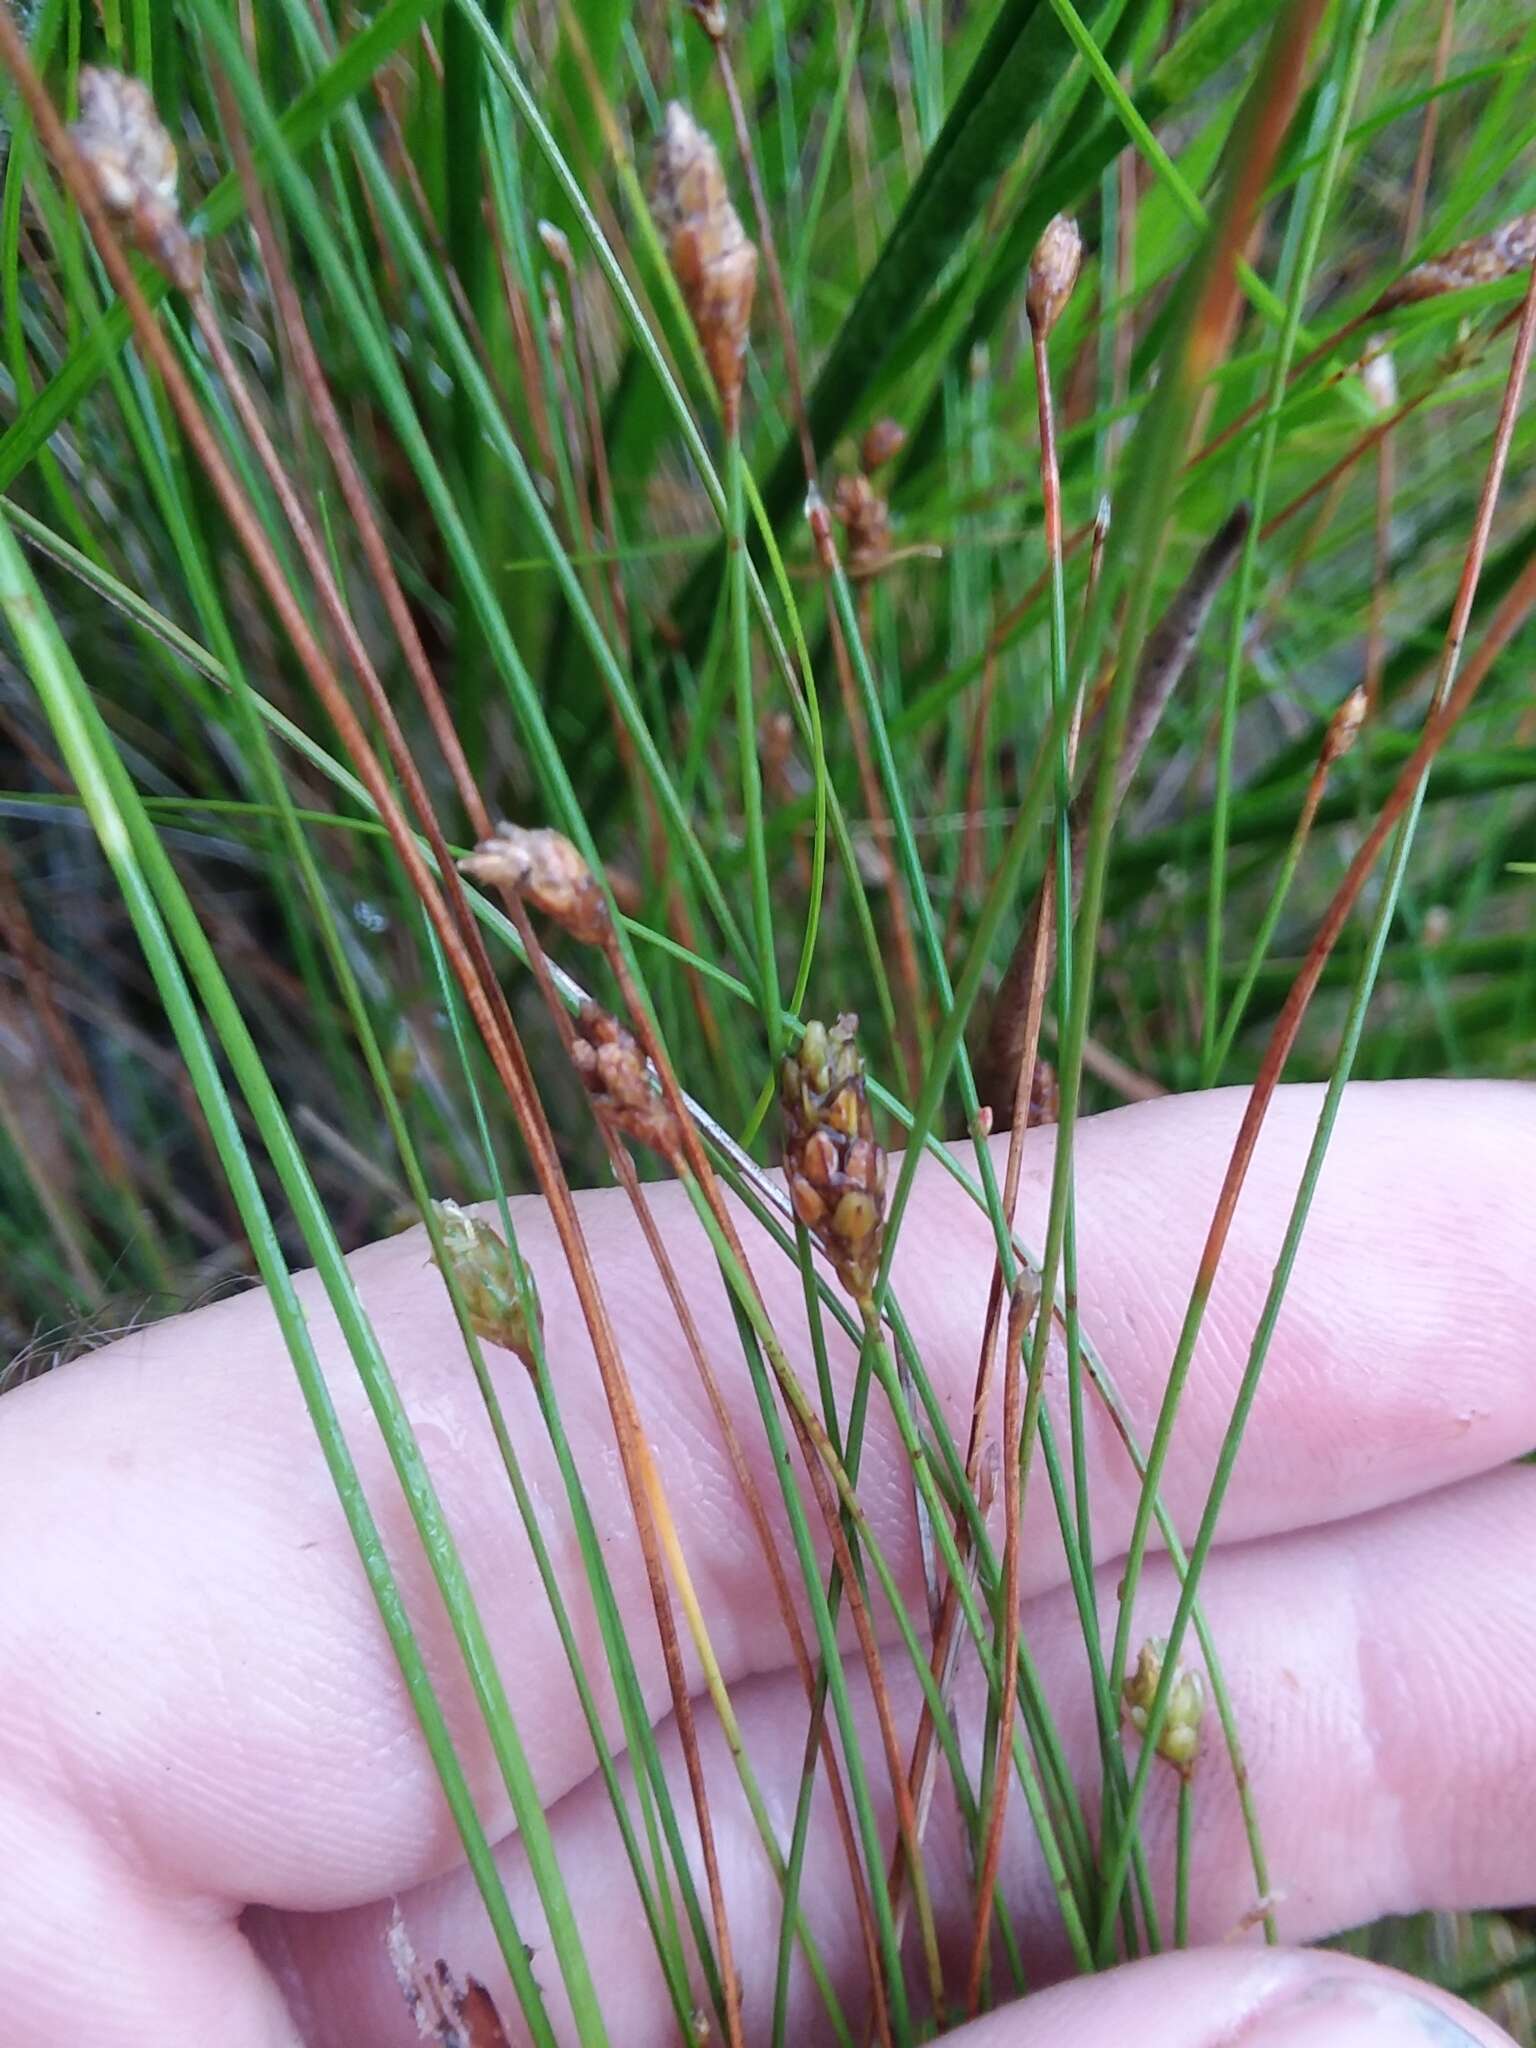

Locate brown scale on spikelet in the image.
[830,471,892,579]
[1027,1059,1060,1128]
[1375,210,1536,311]
[460,824,610,947]
[1026,214,1083,339]
[69,67,202,293]
[780,1015,886,1301]
[572,1004,682,1159]
[651,103,757,429]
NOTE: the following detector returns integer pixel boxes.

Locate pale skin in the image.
[1,1081,1533,2046]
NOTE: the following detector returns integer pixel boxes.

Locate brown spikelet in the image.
[1374,210,1536,312]
[831,471,891,577]
[1026,213,1083,339]
[571,1004,682,1159]
[459,823,610,947]
[860,417,908,473]
[69,67,202,292]
[651,103,758,427]
[780,1016,887,1301]
[1322,685,1368,766]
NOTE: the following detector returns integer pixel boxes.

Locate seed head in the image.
[572,1004,682,1159]
[1026,214,1083,340]
[1375,209,1536,312]
[781,1015,886,1301]
[860,418,908,474]
[651,103,757,428]
[460,823,610,947]
[1123,1636,1206,1775]
[70,67,202,293]
[430,1201,542,1376]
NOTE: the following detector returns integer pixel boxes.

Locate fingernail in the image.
[1237,1975,1489,2047]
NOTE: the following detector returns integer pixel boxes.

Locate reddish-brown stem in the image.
[608,960,924,1970]
[213,78,492,844]
[1403,0,1456,254]
[882,332,1096,1971]
[1192,259,1536,1307]
[964,310,1078,2007]
[510,908,889,2041]
[494,229,563,484]
[0,27,754,2034]
[589,932,937,2019]
[223,166,757,2048]
[966,1283,1033,2011]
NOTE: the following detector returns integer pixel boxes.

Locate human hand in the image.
[1,1081,1531,2045]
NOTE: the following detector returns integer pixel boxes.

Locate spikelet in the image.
[780,1015,886,1302]
[1322,685,1368,766]
[460,824,610,947]
[651,104,757,427]
[1123,1637,1206,1775]
[571,1004,682,1159]
[831,471,891,578]
[1375,210,1536,312]
[69,67,202,292]
[1026,214,1083,339]
[430,1202,541,1376]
